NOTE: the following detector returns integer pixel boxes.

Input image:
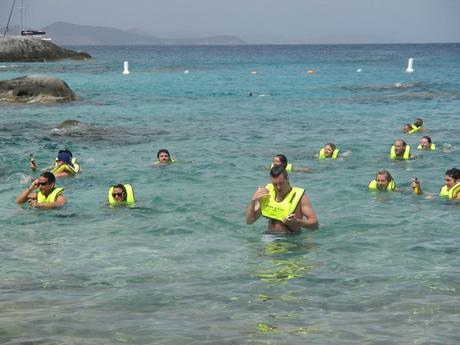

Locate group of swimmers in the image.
[15,118,459,236]
[271,117,459,197]
[15,148,174,209]
[245,117,458,233]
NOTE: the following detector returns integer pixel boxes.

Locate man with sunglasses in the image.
[16,172,66,209]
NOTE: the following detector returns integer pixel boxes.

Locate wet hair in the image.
[41,171,56,185]
[395,139,407,147]
[112,183,128,201]
[270,165,288,178]
[113,184,127,194]
[414,118,423,127]
[58,149,73,156]
[421,136,432,144]
[445,168,460,180]
[325,143,336,151]
[156,149,170,159]
[376,170,393,183]
[274,154,288,167]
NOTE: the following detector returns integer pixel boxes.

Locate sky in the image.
[1,0,459,43]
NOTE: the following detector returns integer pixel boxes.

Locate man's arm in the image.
[53,171,69,178]
[16,181,37,204]
[245,187,267,224]
[298,194,319,229]
[29,195,66,209]
[292,166,312,173]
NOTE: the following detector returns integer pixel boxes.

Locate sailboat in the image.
[3,0,51,40]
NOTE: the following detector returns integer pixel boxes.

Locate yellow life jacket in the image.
[51,157,80,175]
[270,163,293,173]
[319,148,339,159]
[439,185,449,197]
[36,187,64,203]
[368,180,396,191]
[107,184,135,206]
[259,183,304,221]
[408,125,422,134]
[417,143,436,151]
[154,158,176,164]
[390,145,411,160]
[439,183,460,199]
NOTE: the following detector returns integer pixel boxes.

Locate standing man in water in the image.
[16,172,66,209]
[246,166,318,233]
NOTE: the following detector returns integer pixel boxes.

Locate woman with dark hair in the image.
[418,136,436,150]
[271,154,310,173]
[318,143,340,159]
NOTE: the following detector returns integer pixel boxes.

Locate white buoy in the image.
[122,61,130,75]
[356,68,362,72]
[406,58,414,74]
[184,70,189,74]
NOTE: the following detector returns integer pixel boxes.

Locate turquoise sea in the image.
[1,44,459,344]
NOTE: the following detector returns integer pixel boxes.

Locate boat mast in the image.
[3,0,17,37]
[19,0,23,35]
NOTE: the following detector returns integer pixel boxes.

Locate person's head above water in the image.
[375,170,393,190]
[269,165,290,194]
[272,154,288,168]
[445,168,460,189]
[403,124,413,133]
[323,143,337,158]
[111,184,127,202]
[419,136,432,150]
[393,139,407,155]
[414,118,423,127]
[156,149,172,164]
[37,172,56,193]
[57,149,73,165]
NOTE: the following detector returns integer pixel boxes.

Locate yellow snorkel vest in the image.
[417,143,436,151]
[439,185,449,197]
[107,184,135,206]
[439,183,460,199]
[259,183,304,221]
[319,148,339,159]
[368,180,396,191]
[36,187,64,203]
[409,124,423,134]
[51,158,80,175]
[270,163,293,173]
[390,145,411,160]
[154,158,176,164]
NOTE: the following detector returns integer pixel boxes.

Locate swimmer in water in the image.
[390,139,416,160]
[16,172,66,209]
[154,149,175,165]
[318,143,340,159]
[271,154,311,173]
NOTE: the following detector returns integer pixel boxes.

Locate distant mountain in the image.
[42,22,246,46]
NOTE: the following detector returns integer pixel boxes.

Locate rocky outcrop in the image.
[0,36,91,62]
[0,75,77,103]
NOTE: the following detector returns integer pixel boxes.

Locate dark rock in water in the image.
[0,75,76,103]
[0,37,91,62]
[56,120,84,129]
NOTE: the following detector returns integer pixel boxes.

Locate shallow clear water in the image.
[1,44,459,344]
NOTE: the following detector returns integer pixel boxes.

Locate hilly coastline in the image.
[30,22,247,46]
